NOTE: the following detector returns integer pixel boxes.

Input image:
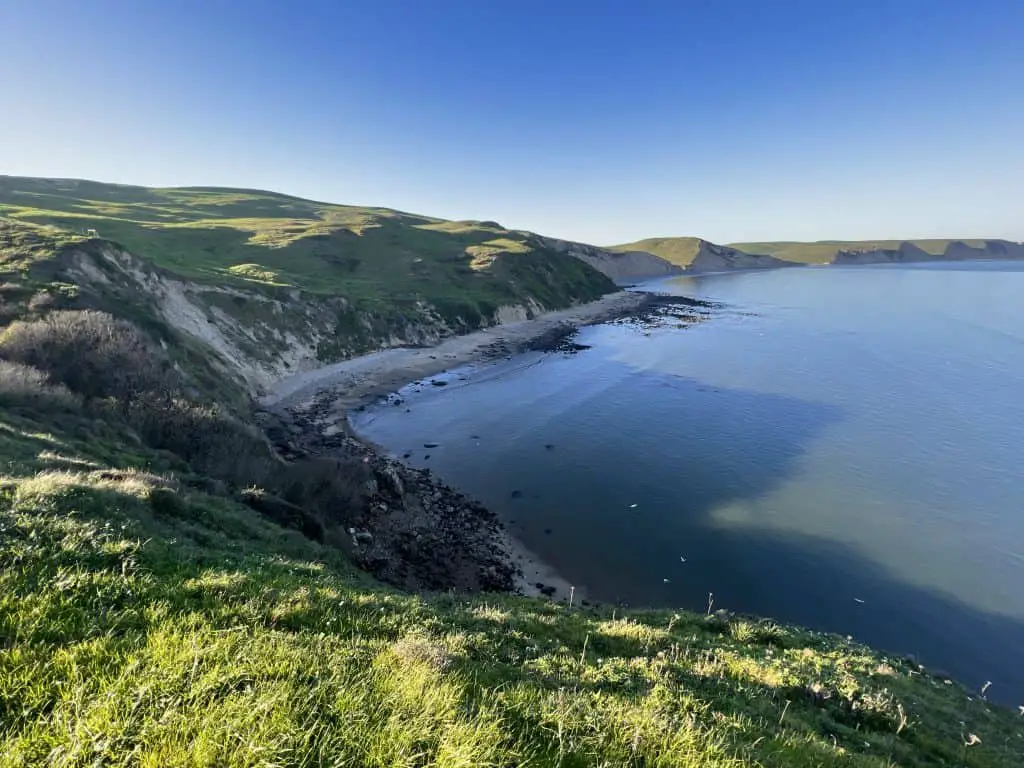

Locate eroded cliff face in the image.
[534,236,683,283]
[688,241,795,272]
[49,242,562,395]
[833,239,1024,265]
[833,242,933,265]
[943,240,1024,261]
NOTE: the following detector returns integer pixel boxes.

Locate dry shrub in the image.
[0,309,371,531]
[0,310,174,401]
[0,360,82,411]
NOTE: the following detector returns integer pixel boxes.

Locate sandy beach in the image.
[261,290,648,410]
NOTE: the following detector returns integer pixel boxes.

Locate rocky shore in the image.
[259,290,714,601]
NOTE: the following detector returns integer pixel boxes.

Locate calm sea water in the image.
[352,262,1024,704]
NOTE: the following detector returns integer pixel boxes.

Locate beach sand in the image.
[261,290,647,410]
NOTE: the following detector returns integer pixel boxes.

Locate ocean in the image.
[351,262,1024,704]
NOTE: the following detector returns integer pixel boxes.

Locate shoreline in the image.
[261,290,669,602]
[261,289,652,411]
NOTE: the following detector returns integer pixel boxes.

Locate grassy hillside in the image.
[0,175,615,317]
[727,240,990,264]
[2,177,1022,765]
[608,237,705,267]
[1,399,1022,766]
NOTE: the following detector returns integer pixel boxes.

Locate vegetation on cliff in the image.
[0,175,616,342]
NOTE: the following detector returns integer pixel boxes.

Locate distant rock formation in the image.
[833,241,933,265]
[688,240,796,273]
[942,240,1024,261]
[833,240,1024,265]
[535,236,683,283]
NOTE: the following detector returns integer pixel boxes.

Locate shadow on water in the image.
[357,323,1024,705]
[487,361,1024,705]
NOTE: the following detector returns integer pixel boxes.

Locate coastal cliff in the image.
[534,235,683,282]
[688,240,796,272]
[834,239,1024,265]
[2,176,1024,766]
[833,241,934,264]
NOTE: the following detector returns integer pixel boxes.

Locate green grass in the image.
[0,176,615,314]
[0,403,1021,766]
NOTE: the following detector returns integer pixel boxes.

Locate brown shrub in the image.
[0,360,82,412]
[0,310,175,402]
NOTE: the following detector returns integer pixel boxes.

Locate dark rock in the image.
[430,380,447,387]
[544,528,552,535]
[424,454,430,460]
[510,490,523,499]
[540,585,557,597]
[423,442,439,448]
[544,444,554,450]
[354,530,374,545]
[402,453,411,459]
[375,465,404,497]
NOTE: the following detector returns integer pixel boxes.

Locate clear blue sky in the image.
[2,0,1022,245]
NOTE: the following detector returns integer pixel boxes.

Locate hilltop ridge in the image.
[612,234,1024,268]
[0,175,682,394]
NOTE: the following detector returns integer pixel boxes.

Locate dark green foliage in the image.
[236,487,325,542]
[123,394,277,488]
[269,456,372,524]
[148,486,191,520]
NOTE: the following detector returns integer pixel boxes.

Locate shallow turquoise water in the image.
[352,262,1024,703]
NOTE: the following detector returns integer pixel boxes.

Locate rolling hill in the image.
[0,175,620,307]
[1,176,1022,765]
[0,175,678,391]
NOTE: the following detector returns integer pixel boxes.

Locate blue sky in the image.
[2,0,1022,244]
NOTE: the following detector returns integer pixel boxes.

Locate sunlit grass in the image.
[0,414,1020,766]
[0,177,615,312]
